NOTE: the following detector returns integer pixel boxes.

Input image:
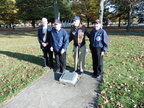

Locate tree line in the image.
[0,0,143,31]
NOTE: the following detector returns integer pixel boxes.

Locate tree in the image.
[72,0,99,27]
[54,0,74,20]
[121,0,141,31]
[59,1,74,21]
[0,0,18,29]
[106,0,142,31]
[16,0,73,27]
[105,0,129,27]
[134,1,144,23]
[16,0,54,28]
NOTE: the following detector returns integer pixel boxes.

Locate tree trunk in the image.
[54,0,60,20]
[9,24,12,29]
[12,24,15,29]
[32,20,35,28]
[118,16,121,27]
[98,0,105,28]
[87,17,89,27]
[127,4,132,32]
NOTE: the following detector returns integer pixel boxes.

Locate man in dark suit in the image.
[89,20,108,78]
[38,18,53,68]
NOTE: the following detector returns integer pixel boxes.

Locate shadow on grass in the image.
[107,32,144,37]
[0,51,43,66]
[0,31,37,38]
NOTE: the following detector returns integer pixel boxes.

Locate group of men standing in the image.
[38,16,108,78]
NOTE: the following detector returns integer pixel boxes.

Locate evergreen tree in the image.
[16,0,54,27]
[16,0,73,27]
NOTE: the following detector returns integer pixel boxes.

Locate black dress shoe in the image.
[78,71,84,75]
[50,65,54,69]
[77,72,82,75]
[91,73,98,78]
[60,69,65,73]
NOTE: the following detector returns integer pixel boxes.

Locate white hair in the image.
[42,17,48,23]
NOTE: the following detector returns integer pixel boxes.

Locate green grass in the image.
[98,33,144,108]
[0,30,48,104]
[0,28,144,107]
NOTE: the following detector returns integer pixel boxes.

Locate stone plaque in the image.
[59,72,78,85]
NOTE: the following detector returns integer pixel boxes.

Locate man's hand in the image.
[101,52,105,56]
[60,49,65,54]
[42,42,48,47]
[50,47,53,52]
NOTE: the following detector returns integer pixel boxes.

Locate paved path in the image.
[0,69,102,108]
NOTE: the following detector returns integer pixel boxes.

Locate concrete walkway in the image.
[0,68,102,108]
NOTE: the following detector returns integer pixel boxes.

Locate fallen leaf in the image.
[141,55,144,59]
[107,91,112,94]
[114,101,124,108]
[77,77,81,81]
[58,82,65,85]
[98,104,104,108]
[104,99,109,104]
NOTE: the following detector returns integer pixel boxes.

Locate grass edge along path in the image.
[0,31,50,105]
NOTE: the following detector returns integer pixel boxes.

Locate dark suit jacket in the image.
[38,26,52,49]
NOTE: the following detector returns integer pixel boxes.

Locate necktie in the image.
[43,27,47,42]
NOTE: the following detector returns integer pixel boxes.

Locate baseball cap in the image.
[73,16,80,21]
[93,20,101,24]
[54,19,61,24]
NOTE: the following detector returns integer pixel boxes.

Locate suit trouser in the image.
[91,47,103,75]
[74,45,86,72]
[42,45,53,68]
[55,52,66,71]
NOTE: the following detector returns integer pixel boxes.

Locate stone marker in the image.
[59,72,78,85]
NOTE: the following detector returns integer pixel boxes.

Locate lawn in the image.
[98,33,144,108]
[0,27,144,107]
[0,30,48,104]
